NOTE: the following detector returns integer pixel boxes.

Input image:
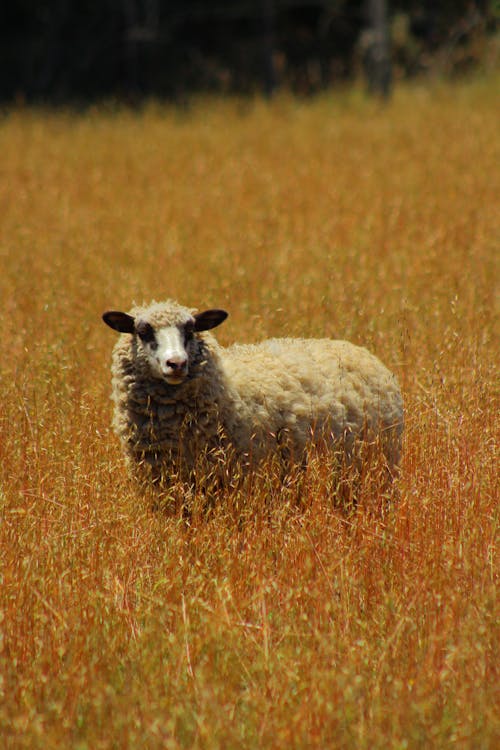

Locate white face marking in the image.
[142,325,190,384]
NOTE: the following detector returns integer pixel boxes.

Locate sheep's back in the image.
[221,338,403,460]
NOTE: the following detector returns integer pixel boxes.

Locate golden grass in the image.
[0,77,498,748]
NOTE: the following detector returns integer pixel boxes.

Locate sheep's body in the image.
[104,300,403,488]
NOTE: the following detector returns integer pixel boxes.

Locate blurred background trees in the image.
[0,0,497,103]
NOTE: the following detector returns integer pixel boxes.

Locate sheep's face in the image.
[136,317,194,384]
[103,306,228,385]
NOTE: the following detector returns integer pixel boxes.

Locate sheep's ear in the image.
[102,311,136,334]
[194,309,228,332]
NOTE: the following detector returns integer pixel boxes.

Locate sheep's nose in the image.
[167,357,187,372]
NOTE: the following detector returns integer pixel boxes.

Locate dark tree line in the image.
[0,1,496,103]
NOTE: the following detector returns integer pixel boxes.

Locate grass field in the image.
[0,76,498,748]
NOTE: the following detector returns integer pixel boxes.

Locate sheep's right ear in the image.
[102,311,136,334]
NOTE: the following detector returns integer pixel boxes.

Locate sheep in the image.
[102,299,404,497]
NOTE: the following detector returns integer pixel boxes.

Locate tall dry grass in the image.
[0,77,498,748]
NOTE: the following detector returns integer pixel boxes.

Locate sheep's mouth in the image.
[165,373,187,385]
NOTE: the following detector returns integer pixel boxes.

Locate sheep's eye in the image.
[136,321,156,346]
[184,324,194,343]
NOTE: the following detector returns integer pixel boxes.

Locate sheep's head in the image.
[103,302,227,385]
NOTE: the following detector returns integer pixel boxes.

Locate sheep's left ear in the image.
[194,309,228,332]
[102,311,136,333]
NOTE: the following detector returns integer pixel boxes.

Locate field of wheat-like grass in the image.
[0,76,498,749]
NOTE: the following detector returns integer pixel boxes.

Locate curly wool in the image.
[107,300,404,485]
